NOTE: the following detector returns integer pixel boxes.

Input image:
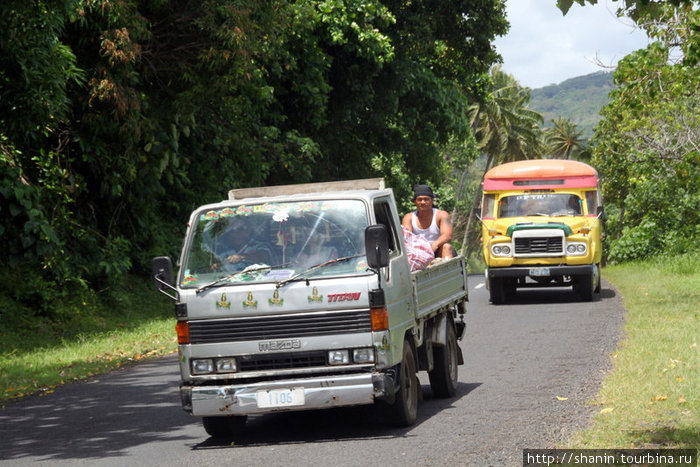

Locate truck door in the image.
[372,197,415,325]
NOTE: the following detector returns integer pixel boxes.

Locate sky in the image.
[493,0,650,89]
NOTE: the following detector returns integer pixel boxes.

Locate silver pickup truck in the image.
[152,178,469,437]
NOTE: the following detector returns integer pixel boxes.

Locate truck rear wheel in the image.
[202,415,247,438]
[384,339,419,426]
[429,321,459,398]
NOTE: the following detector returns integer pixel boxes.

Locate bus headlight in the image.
[491,244,512,257]
[566,243,587,256]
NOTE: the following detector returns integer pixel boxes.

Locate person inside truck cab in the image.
[214,218,273,268]
[401,184,454,259]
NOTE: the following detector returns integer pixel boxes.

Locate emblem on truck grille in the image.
[258,339,302,351]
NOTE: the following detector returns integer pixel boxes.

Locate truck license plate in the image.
[256,388,305,408]
[529,267,550,277]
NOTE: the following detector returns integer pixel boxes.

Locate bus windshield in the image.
[497,194,582,218]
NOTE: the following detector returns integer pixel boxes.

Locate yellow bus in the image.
[480,159,604,304]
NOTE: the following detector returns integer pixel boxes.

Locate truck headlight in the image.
[328,350,350,365]
[353,348,375,363]
[191,358,214,375]
[215,358,238,373]
[491,244,512,257]
[566,243,587,255]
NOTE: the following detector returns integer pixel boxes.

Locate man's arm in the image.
[432,210,453,253]
[401,212,414,232]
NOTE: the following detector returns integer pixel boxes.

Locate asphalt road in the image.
[0,275,625,467]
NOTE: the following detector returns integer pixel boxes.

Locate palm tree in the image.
[546,117,584,159]
[456,65,545,255]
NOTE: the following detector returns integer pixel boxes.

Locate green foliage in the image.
[566,253,700,450]
[591,3,699,263]
[0,0,508,313]
[529,71,614,140]
[0,275,175,401]
[544,117,585,160]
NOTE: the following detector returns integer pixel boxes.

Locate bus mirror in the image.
[596,206,606,222]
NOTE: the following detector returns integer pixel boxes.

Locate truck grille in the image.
[514,237,563,255]
[237,351,327,371]
[188,310,371,344]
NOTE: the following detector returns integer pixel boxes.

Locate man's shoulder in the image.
[435,208,450,218]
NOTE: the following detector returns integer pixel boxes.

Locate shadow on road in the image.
[0,356,197,463]
[0,353,482,460]
[193,382,482,449]
[491,286,616,306]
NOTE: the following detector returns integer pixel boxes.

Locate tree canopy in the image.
[570,1,700,262]
[0,0,507,311]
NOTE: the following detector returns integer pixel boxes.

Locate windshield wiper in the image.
[276,255,365,289]
[196,264,272,294]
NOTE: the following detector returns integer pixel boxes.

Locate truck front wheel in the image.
[577,272,595,302]
[429,321,459,398]
[383,339,419,426]
[489,277,506,304]
[202,415,247,438]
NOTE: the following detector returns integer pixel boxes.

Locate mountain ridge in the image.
[528,70,615,140]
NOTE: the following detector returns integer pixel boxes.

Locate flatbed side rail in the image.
[412,257,468,321]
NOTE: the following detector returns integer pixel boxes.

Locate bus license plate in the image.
[529,267,550,277]
[256,388,305,408]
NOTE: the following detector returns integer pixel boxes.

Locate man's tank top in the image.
[411,208,440,242]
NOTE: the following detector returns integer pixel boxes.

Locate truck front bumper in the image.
[182,372,394,417]
[487,264,596,279]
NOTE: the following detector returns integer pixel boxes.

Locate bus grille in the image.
[514,237,563,255]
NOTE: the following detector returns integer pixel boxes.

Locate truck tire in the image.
[428,321,459,398]
[202,415,247,438]
[489,277,506,305]
[578,272,594,302]
[594,263,601,293]
[384,339,419,426]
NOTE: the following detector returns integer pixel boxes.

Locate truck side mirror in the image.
[365,224,390,269]
[152,256,178,300]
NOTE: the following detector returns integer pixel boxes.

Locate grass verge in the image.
[0,277,176,404]
[566,253,699,450]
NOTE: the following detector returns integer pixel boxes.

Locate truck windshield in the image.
[497,194,582,218]
[180,199,369,288]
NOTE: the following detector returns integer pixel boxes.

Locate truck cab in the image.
[152,179,468,437]
[480,160,604,304]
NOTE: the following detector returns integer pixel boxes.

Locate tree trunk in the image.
[460,153,494,256]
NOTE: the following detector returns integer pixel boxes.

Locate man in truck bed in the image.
[401,184,454,259]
